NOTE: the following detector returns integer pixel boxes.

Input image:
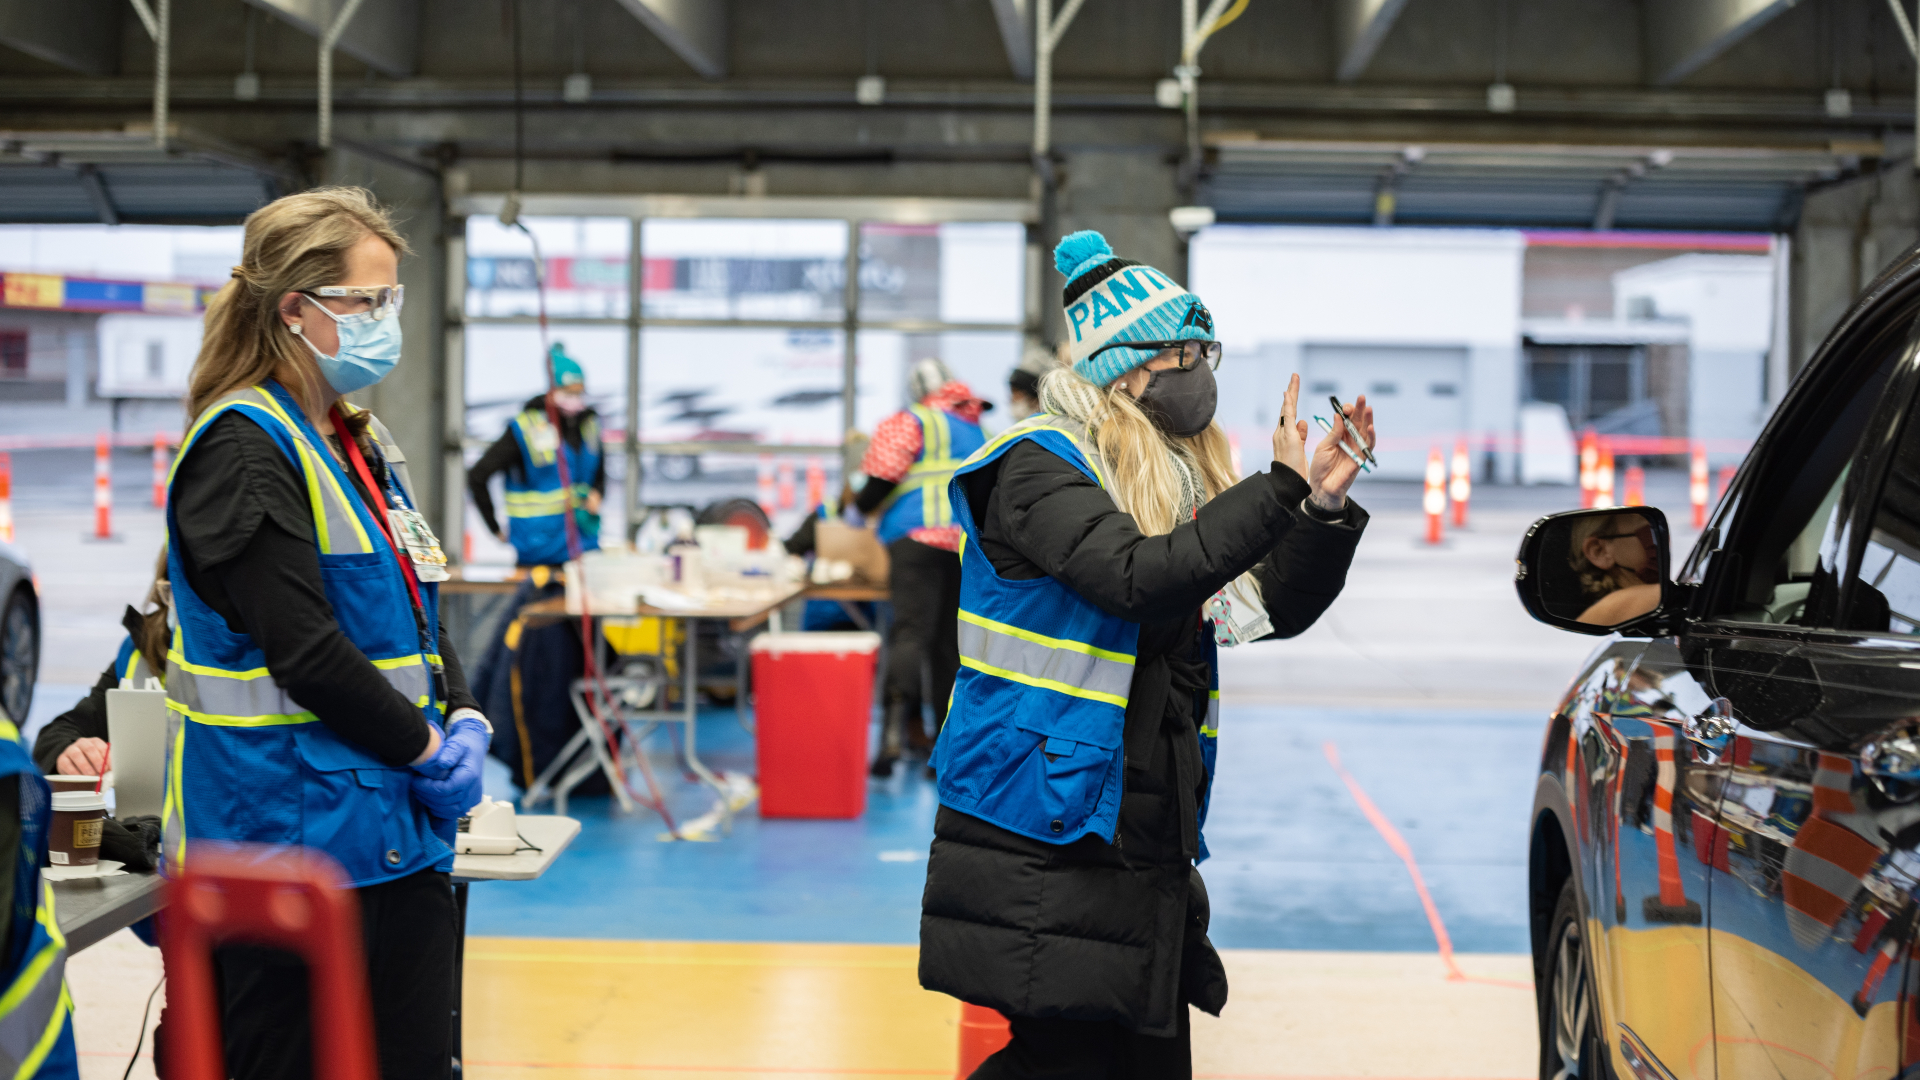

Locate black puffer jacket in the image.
[918,440,1366,1037]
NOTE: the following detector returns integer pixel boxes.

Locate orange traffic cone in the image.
[757,455,775,516]
[1423,448,1445,545]
[776,458,796,510]
[805,456,825,509]
[1579,432,1599,508]
[93,431,114,540]
[1642,722,1701,924]
[1782,752,1878,947]
[956,1003,1011,1078]
[1448,440,1470,528]
[1689,443,1709,528]
[1594,441,1616,509]
[1624,465,1645,507]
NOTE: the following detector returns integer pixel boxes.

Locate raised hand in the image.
[1308,395,1375,510]
[1272,373,1311,480]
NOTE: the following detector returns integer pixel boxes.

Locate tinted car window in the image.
[1700,318,1904,627]
[1845,391,1920,633]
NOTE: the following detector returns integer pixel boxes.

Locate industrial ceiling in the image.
[0,0,1913,229]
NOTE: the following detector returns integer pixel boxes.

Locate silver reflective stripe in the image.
[956,618,1134,701]
[1202,694,1220,738]
[0,939,66,1076]
[169,658,430,718]
[364,414,418,508]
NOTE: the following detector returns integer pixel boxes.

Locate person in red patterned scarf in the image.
[853,358,992,777]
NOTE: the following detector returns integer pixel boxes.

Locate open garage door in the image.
[1304,345,1467,480]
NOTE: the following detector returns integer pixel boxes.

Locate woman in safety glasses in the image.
[164,187,488,1078]
[919,231,1376,1077]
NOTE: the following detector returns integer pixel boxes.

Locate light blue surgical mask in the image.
[290,293,402,394]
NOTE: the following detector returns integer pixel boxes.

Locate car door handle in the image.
[1863,731,1920,780]
[1682,697,1736,744]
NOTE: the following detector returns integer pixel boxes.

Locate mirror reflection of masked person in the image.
[854,359,991,776]
[920,231,1375,1077]
[1569,512,1660,626]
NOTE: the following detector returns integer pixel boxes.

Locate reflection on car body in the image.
[1515,243,1920,1079]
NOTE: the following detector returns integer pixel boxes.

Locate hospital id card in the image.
[387,508,451,582]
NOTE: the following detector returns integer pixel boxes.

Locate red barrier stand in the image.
[161,846,379,1080]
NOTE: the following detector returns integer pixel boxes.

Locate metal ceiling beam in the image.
[1334,0,1414,82]
[989,0,1034,80]
[610,0,727,80]
[1646,0,1801,87]
[0,0,121,77]
[241,0,420,79]
[74,163,120,224]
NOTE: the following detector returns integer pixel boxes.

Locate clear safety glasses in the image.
[1088,339,1222,371]
[301,284,405,323]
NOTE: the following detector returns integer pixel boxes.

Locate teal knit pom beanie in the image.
[1054,230,1214,387]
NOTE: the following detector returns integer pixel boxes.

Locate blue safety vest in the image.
[875,405,984,546]
[162,382,453,887]
[0,717,77,1078]
[504,408,602,567]
[112,635,155,688]
[933,414,1225,855]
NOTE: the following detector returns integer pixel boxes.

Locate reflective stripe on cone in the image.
[1782,752,1880,948]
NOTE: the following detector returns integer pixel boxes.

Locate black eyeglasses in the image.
[1595,525,1657,549]
[1087,339,1222,372]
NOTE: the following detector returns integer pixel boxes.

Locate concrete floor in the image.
[13,430,1714,1078]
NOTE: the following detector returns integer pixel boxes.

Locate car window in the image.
[1703,316,1905,627]
[1844,392,1920,633]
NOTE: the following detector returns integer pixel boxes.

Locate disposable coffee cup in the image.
[45,776,100,795]
[49,792,105,867]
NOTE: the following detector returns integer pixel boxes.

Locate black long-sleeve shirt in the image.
[466,397,607,537]
[171,412,478,767]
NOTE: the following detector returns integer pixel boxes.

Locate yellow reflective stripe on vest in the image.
[162,714,186,873]
[878,406,964,528]
[515,412,558,467]
[0,884,69,1080]
[1201,690,1220,737]
[168,650,432,724]
[962,413,1108,490]
[956,610,1133,707]
[175,388,373,556]
[504,490,568,518]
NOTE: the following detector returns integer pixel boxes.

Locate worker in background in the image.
[1006,341,1052,423]
[0,701,79,1078]
[33,546,170,776]
[855,359,989,777]
[467,344,605,569]
[919,231,1374,1076]
[168,187,487,1079]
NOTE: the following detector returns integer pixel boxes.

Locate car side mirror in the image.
[1515,506,1674,637]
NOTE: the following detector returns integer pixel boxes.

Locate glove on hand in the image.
[409,715,490,820]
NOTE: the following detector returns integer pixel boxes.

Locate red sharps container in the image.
[752,631,881,818]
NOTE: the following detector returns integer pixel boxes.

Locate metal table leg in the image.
[451,881,469,1078]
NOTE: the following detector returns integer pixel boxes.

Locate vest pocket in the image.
[292,726,411,880]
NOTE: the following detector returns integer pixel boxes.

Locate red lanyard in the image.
[331,406,425,614]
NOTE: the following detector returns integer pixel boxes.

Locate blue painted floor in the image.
[468,703,1542,953]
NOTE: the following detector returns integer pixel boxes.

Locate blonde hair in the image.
[187,187,409,430]
[1037,367,1238,536]
[1568,513,1642,598]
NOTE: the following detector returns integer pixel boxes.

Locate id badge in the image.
[528,425,561,455]
[387,508,451,582]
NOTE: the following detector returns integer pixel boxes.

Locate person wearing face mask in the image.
[466,344,606,570]
[919,231,1377,1078]
[853,358,992,777]
[166,187,488,1079]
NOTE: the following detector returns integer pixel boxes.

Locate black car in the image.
[1516,248,1920,1080]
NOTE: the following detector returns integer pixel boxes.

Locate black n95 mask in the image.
[1136,362,1217,438]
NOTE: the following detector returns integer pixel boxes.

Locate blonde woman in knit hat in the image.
[918,231,1377,1077]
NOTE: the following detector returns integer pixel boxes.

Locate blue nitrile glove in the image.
[409,712,491,820]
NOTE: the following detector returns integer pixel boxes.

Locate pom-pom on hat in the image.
[548,343,585,389]
[1053,230,1213,387]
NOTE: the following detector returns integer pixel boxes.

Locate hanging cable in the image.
[503,0,676,834]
